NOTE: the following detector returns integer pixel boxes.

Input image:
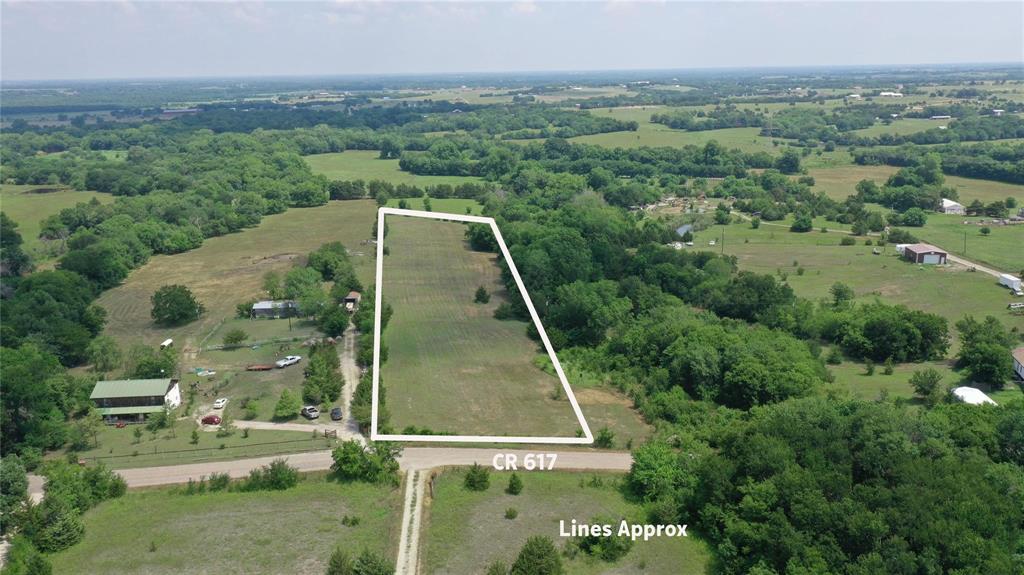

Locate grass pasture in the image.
[421,469,711,575]
[0,183,112,257]
[914,213,1024,273]
[68,413,333,470]
[380,215,583,437]
[692,220,1024,338]
[806,165,1024,206]
[97,200,378,355]
[385,197,482,215]
[49,474,401,575]
[305,150,480,186]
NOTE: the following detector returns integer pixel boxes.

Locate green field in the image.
[68,413,334,469]
[97,200,378,355]
[914,213,1024,273]
[0,183,112,257]
[49,474,401,575]
[380,215,583,436]
[421,469,711,575]
[806,165,1024,205]
[306,150,481,186]
[692,219,1024,339]
[568,106,851,168]
[385,197,482,215]
[852,118,949,137]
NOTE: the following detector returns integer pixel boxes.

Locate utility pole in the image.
[963,231,967,256]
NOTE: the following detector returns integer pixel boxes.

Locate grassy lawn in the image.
[49,474,402,575]
[913,213,1024,273]
[806,165,1024,205]
[97,200,377,354]
[380,215,582,437]
[305,150,481,186]
[421,469,711,575]
[0,183,112,258]
[852,118,949,137]
[385,197,482,215]
[696,220,1024,339]
[68,414,334,469]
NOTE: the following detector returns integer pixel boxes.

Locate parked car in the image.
[213,398,228,409]
[201,415,222,425]
[275,355,302,368]
[301,406,320,419]
[330,407,343,421]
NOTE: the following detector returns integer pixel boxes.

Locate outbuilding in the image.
[251,300,299,319]
[344,291,362,312]
[950,386,998,406]
[902,243,947,265]
[1013,347,1024,381]
[90,378,181,423]
[940,198,965,215]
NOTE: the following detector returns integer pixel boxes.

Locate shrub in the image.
[464,463,490,491]
[222,328,248,348]
[330,440,401,485]
[241,459,299,491]
[506,472,523,495]
[826,347,843,365]
[2,536,52,575]
[474,286,491,304]
[575,515,634,562]
[209,473,230,491]
[273,389,301,420]
[511,536,563,575]
[493,302,514,320]
[486,561,509,575]
[910,367,944,407]
[505,507,518,520]
[840,236,856,246]
[594,427,615,449]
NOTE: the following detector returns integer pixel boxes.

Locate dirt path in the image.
[338,324,365,442]
[396,469,427,575]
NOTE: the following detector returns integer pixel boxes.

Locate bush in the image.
[574,515,634,562]
[2,536,52,575]
[511,536,563,575]
[910,367,944,407]
[594,427,615,449]
[222,328,248,348]
[840,236,856,246]
[240,459,299,492]
[474,286,491,304]
[209,473,231,491]
[826,347,843,365]
[486,561,509,575]
[464,463,490,491]
[505,507,518,520]
[273,389,301,420]
[506,472,523,495]
[330,440,401,485]
[493,302,514,320]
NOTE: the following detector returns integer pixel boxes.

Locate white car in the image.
[275,355,302,368]
[212,398,228,410]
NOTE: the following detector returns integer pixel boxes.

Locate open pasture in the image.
[380,215,584,437]
[421,469,711,575]
[97,200,378,354]
[306,150,481,186]
[49,475,401,575]
[0,183,112,257]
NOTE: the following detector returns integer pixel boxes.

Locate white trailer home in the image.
[999,274,1022,292]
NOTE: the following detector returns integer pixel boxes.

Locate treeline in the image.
[399,106,637,139]
[854,141,1024,185]
[650,106,764,131]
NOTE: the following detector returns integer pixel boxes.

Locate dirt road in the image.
[338,324,365,441]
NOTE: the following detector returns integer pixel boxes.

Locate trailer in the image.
[999,274,1022,292]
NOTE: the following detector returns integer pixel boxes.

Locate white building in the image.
[951,386,998,406]
[940,198,966,215]
[1014,347,1024,381]
[879,91,904,98]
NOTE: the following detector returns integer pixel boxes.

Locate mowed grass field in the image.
[695,220,1024,339]
[0,183,112,257]
[97,200,378,354]
[49,474,402,575]
[568,106,852,168]
[851,118,949,137]
[806,164,1024,205]
[385,197,482,215]
[913,213,1024,273]
[305,150,481,186]
[380,216,583,437]
[421,469,711,575]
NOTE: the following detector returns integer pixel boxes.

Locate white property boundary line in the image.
[371,207,594,444]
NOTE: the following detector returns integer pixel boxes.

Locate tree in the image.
[980,226,991,236]
[1,536,52,575]
[151,285,204,326]
[956,315,1014,388]
[1,456,28,530]
[750,218,760,230]
[1,344,70,453]
[330,440,401,485]
[506,472,523,495]
[485,561,509,575]
[474,286,490,304]
[263,271,285,299]
[273,389,301,420]
[87,335,122,373]
[909,368,944,407]
[352,549,394,575]
[830,282,855,307]
[594,427,615,448]
[775,148,801,174]
[283,267,322,300]
[222,328,248,348]
[510,536,563,575]
[125,345,177,379]
[0,212,31,277]
[463,463,490,491]
[790,212,813,233]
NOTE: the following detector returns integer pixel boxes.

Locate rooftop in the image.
[90,379,175,400]
[1013,347,1024,366]
[252,300,297,310]
[903,243,946,254]
[951,386,997,406]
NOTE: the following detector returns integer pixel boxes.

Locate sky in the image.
[1,1,1022,82]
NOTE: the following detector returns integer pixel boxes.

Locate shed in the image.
[251,300,299,319]
[675,224,693,237]
[902,243,947,265]
[1013,347,1024,381]
[940,198,965,215]
[90,379,181,423]
[344,291,362,312]
[950,386,998,406]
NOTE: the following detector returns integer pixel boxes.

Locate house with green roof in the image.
[89,378,181,423]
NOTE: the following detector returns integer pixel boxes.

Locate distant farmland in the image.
[305,150,480,186]
[0,183,111,258]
